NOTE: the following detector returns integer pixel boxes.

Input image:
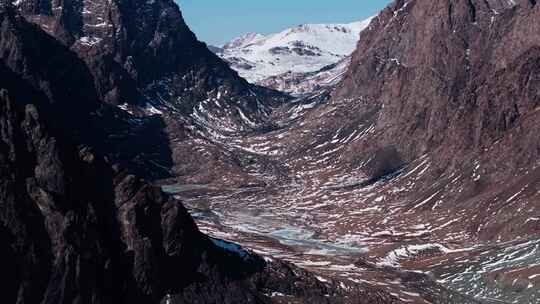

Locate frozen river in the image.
[162,184,367,257]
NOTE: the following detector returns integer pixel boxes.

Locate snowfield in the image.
[214,18,374,84]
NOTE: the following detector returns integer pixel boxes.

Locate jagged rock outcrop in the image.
[0,80,263,303]
[0,9,199,302]
[0,3,176,180]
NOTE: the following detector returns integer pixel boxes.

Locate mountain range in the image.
[1,0,540,303]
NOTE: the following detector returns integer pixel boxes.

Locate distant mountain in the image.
[214,18,373,95]
[206,44,224,54]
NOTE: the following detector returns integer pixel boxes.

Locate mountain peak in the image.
[216,17,373,86]
[223,32,264,49]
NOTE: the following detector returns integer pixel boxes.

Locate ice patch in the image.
[211,238,250,259]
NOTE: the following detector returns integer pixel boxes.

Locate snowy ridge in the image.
[215,17,374,84]
[223,32,265,50]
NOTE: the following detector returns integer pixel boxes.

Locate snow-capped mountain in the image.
[215,18,373,93]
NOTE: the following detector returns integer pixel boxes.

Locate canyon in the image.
[0,0,539,303]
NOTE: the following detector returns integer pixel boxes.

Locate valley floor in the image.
[162,96,540,304]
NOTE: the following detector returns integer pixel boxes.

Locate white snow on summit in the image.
[216,17,374,84]
[223,32,265,50]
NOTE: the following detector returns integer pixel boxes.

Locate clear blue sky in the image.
[177,0,393,46]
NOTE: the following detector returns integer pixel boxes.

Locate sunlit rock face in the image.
[337,0,540,168]
[329,0,540,239]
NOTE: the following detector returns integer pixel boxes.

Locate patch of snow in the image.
[266,292,290,298]
[78,36,102,46]
[163,294,173,304]
[236,107,257,127]
[378,244,451,267]
[412,191,440,210]
[117,103,134,115]
[144,103,163,115]
[316,276,329,282]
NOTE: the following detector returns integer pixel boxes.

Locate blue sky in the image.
[177,0,393,46]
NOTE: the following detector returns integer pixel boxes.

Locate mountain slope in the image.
[283,0,540,260]
[295,0,540,300]
[335,0,540,185]
[3,0,539,302]
[216,19,373,94]
[13,0,290,183]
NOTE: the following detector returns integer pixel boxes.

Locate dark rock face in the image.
[0,80,237,303]
[0,5,174,180]
[12,0,288,183]
[0,11,203,302]
[17,0,238,105]
[16,0,284,110]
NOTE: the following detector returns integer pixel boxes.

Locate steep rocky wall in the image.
[333,0,540,177]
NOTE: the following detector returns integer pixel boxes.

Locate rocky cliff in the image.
[16,0,261,107]
[337,0,540,171]
[11,0,289,184]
